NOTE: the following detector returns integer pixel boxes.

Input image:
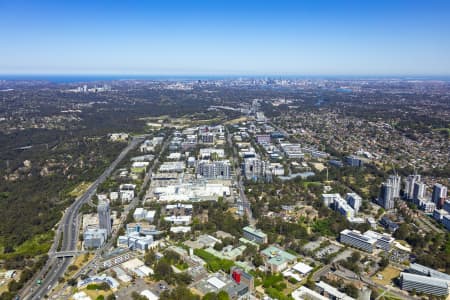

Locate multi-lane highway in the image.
[65,135,171,286]
[20,136,145,300]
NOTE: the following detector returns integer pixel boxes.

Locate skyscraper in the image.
[388,175,401,199]
[432,183,448,209]
[98,200,112,237]
[379,182,394,210]
[405,174,421,200]
[413,181,426,203]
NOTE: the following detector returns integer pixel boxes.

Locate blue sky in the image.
[0,0,449,75]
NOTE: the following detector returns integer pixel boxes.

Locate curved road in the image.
[20,136,146,300]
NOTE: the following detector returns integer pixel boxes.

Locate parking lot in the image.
[315,244,342,259]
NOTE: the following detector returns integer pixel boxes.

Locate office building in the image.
[118,232,154,251]
[243,226,267,244]
[316,281,355,300]
[230,267,254,292]
[408,263,450,281]
[191,272,251,299]
[334,197,355,219]
[133,208,146,221]
[379,216,399,232]
[197,160,231,179]
[322,193,355,219]
[400,272,449,296]
[84,227,107,249]
[363,230,395,251]
[280,143,304,159]
[199,132,215,144]
[345,155,363,167]
[340,229,376,253]
[255,134,271,144]
[292,286,328,300]
[133,208,156,223]
[346,192,362,213]
[126,223,162,236]
[165,203,193,216]
[432,183,448,209]
[243,157,267,180]
[98,200,112,236]
[322,194,339,206]
[158,161,185,173]
[444,200,450,213]
[261,246,297,273]
[164,215,192,225]
[199,148,225,160]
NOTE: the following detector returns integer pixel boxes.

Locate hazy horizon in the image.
[1,0,450,75]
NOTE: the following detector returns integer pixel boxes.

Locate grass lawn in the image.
[69,181,92,198]
[82,289,112,300]
[224,116,248,125]
[372,266,401,286]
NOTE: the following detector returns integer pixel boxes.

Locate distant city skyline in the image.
[1,0,450,75]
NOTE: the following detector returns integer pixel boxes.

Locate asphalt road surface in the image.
[20,136,145,300]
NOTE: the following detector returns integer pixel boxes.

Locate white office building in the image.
[340,229,376,253]
[363,230,395,251]
[197,160,231,179]
[322,193,355,220]
[292,286,328,300]
[400,272,449,296]
[199,148,224,159]
[118,232,154,252]
[345,192,362,214]
[243,157,267,180]
[84,227,107,249]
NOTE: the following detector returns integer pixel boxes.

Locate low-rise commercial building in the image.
[118,232,154,252]
[261,246,297,273]
[292,286,328,300]
[154,183,230,202]
[340,229,376,253]
[400,272,449,296]
[83,227,107,249]
[164,215,191,225]
[408,263,450,281]
[363,230,395,251]
[316,281,355,300]
[243,226,268,244]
